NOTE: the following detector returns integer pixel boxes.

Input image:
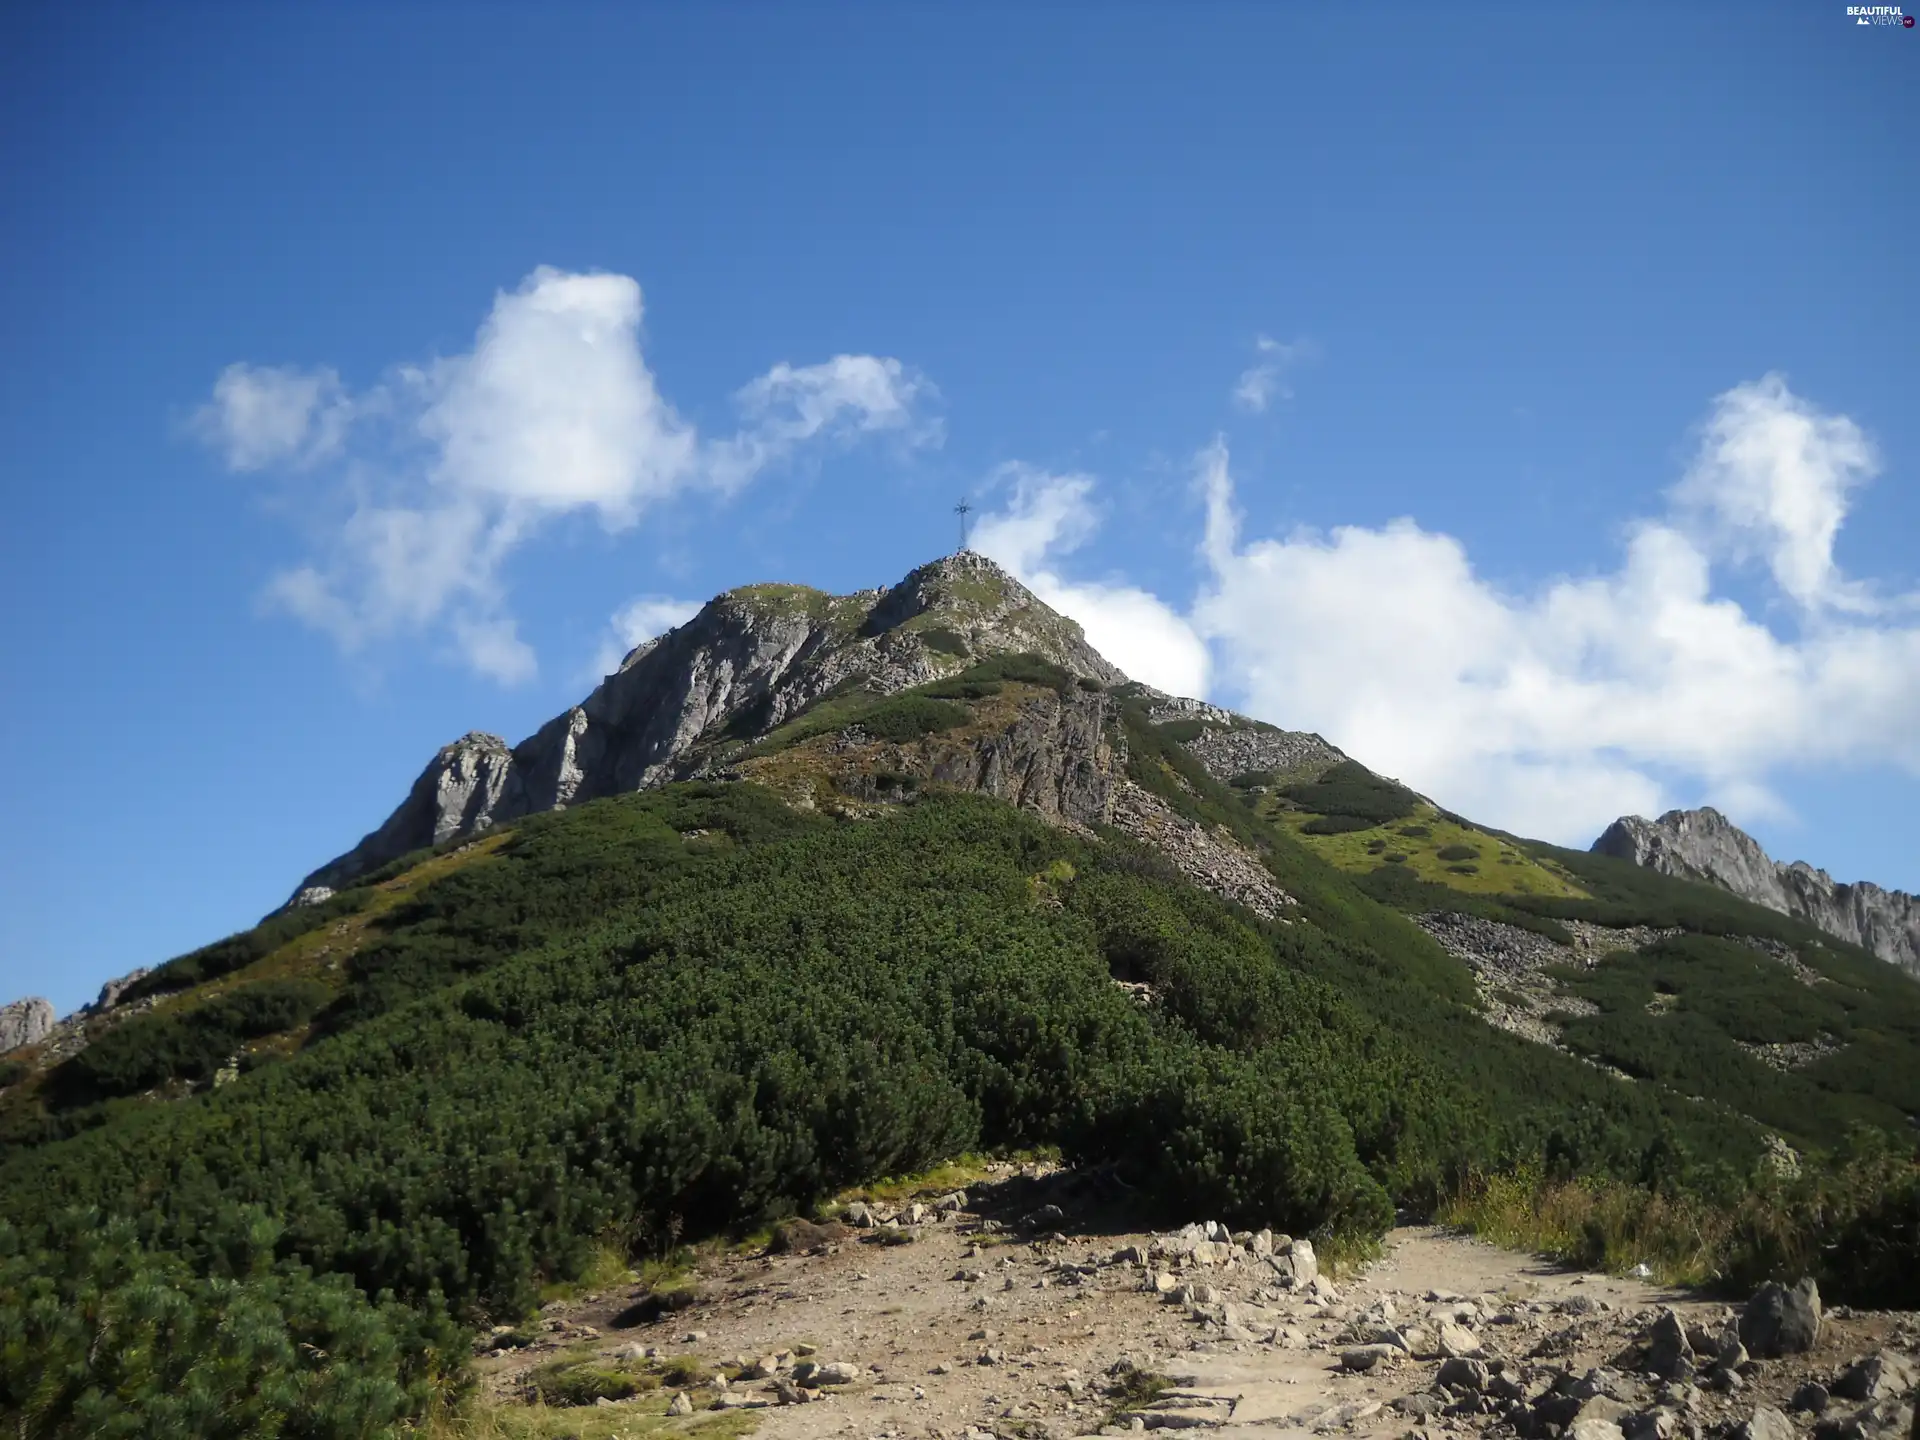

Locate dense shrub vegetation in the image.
[1547,934,1920,1142]
[49,981,331,1106]
[1278,761,1419,826]
[4,678,1918,1434]
[0,1208,456,1438]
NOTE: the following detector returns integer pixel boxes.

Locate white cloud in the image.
[1188,377,1920,843]
[201,266,932,682]
[194,363,352,470]
[590,594,703,680]
[973,377,1917,845]
[971,465,1211,697]
[415,269,698,522]
[1670,372,1879,611]
[1231,335,1315,413]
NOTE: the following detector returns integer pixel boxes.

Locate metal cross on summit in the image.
[953,498,973,552]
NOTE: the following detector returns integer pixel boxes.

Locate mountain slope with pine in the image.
[3,553,1917,1437]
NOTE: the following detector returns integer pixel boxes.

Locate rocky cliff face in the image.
[296,554,1136,895]
[0,998,54,1056]
[1592,807,1920,980]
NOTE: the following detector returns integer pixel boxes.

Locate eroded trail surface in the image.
[482,1166,1918,1440]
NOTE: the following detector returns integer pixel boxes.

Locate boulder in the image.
[1791,1383,1831,1415]
[1643,1310,1693,1381]
[842,1202,877,1228]
[814,1361,860,1385]
[1739,1279,1821,1358]
[1437,1321,1484,1358]
[1267,1239,1318,1288]
[1832,1352,1916,1404]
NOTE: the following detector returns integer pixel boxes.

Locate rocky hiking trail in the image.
[474,1164,1917,1440]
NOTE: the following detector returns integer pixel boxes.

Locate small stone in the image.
[1438,1356,1491,1393]
[1437,1321,1483,1358]
[1622,1411,1676,1440]
[1789,1382,1829,1415]
[1734,1404,1795,1440]
[1341,1343,1402,1372]
[669,1392,695,1416]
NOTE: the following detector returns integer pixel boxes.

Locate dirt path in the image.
[479,1166,1918,1440]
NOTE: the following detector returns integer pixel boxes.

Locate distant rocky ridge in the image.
[1592,807,1920,980]
[0,966,152,1062]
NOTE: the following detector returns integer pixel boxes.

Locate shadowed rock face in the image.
[292,553,1136,896]
[1593,808,1920,980]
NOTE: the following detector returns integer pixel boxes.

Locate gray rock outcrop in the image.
[1593,808,1920,980]
[0,997,55,1054]
[92,968,151,1013]
[294,554,1132,896]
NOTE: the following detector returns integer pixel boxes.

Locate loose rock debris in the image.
[476,1163,1917,1440]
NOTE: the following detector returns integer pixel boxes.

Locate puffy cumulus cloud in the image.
[1231,334,1315,414]
[1671,372,1879,612]
[415,269,698,521]
[589,594,704,681]
[971,465,1211,698]
[201,266,931,682]
[194,363,353,470]
[1189,377,1920,843]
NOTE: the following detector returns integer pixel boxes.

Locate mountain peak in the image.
[1592,806,1920,977]
[294,554,1131,895]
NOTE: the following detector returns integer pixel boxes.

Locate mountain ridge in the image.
[1592,806,1920,979]
[293,552,1135,898]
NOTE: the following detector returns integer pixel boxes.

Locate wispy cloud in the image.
[589,594,704,681]
[196,267,935,682]
[194,363,354,470]
[1231,334,1316,413]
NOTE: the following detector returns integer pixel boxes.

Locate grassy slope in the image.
[1267,800,1586,900]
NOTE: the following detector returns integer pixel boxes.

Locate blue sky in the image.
[2,4,1915,1013]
